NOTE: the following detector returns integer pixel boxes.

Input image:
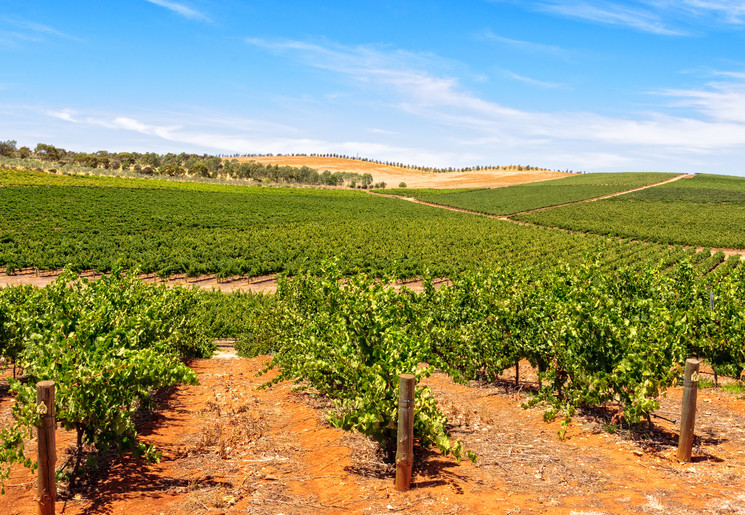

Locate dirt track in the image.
[3,351,745,514]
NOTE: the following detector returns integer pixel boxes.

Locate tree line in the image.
[224,151,570,174]
[0,138,570,179]
[0,140,384,188]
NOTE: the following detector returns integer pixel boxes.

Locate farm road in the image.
[369,173,745,260]
[368,173,693,219]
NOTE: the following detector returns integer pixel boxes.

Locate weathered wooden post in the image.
[37,380,56,515]
[677,359,700,463]
[395,374,415,491]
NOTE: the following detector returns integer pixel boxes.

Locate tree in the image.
[116,152,136,170]
[34,143,61,162]
[142,153,162,168]
[189,162,211,178]
[0,140,17,158]
[159,163,185,176]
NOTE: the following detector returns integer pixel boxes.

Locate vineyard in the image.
[385,172,678,215]
[0,168,708,280]
[515,174,745,248]
[2,164,745,512]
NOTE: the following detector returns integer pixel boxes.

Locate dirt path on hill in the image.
[368,174,745,260]
[508,173,695,216]
[2,352,745,514]
[369,173,693,218]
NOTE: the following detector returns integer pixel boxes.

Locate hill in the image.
[233,155,572,189]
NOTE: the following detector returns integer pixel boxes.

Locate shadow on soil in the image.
[57,381,200,515]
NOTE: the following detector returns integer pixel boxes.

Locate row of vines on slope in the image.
[0,168,700,280]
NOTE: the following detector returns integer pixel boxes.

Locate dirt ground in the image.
[2,350,745,515]
[0,269,454,295]
[236,156,572,189]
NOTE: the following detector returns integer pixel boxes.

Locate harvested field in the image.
[236,156,572,189]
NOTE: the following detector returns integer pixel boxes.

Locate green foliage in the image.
[0,141,17,158]
[516,174,745,249]
[0,167,690,280]
[387,173,676,215]
[248,259,745,445]
[257,265,473,461]
[0,285,33,367]
[720,382,745,394]
[0,268,212,489]
[191,291,274,342]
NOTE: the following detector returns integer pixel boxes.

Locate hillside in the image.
[234,155,573,189]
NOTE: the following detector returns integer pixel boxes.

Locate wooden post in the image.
[537,362,543,391]
[395,374,415,491]
[37,380,56,515]
[515,362,519,387]
[677,359,700,463]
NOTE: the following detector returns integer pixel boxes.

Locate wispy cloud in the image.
[660,76,745,124]
[35,104,460,165]
[246,38,745,155]
[502,70,565,88]
[481,31,570,57]
[672,1,745,24]
[144,0,209,21]
[503,1,745,35]
[22,40,745,173]
[536,1,683,35]
[369,128,400,135]
[0,17,82,45]
[47,109,79,123]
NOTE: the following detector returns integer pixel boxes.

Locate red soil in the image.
[2,354,745,514]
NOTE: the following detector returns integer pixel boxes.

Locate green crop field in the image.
[515,174,745,249]
[0,167,701,279]
[385,172,677,215]
[3,165,745,492]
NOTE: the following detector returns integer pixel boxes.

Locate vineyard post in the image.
[395,374,415,492]
[677,359,700,463]
[37,380,57,515]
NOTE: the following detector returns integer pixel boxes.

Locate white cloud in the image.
[13,38,745,175]
[537,1,683,35]
[144,0,209,21]
[0,17,82,45]
[661,80,745,124]
[502,1,745,34]
[672,1,745,23]
[47,109,78,122]
[369,128,400,135]
[502,70,564,88]
[246,38,745,156]
[481,31,570,57]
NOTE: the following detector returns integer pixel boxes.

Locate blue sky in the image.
[3,1,745,174]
